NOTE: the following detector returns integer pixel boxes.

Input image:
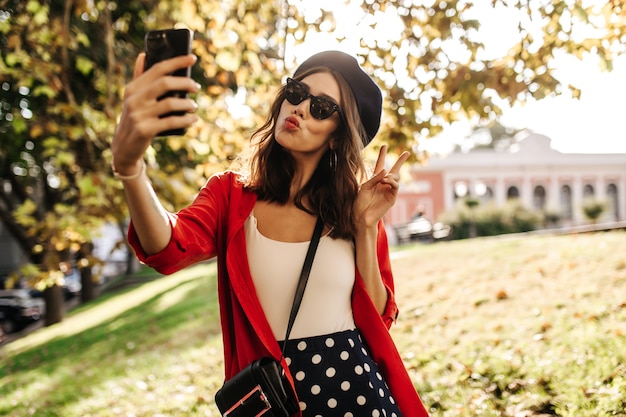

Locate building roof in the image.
[417,133,626,171]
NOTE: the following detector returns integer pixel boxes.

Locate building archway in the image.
[507,186,520,200]
[533,185,546,210]
[560,185,573,220]
[607,183,619,220]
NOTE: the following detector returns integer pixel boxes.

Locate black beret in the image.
[293,50,382,146]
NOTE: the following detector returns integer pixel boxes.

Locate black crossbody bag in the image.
[215,218,324,417]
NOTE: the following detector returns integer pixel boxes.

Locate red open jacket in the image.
[128,171,429,417]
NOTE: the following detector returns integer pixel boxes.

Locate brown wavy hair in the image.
[235,67,369,240]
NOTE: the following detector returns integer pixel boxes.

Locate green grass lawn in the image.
[1,231,626,416]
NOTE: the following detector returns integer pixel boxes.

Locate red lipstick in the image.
[285,116,299,130]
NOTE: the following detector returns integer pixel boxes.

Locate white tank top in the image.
[245,213,356,340]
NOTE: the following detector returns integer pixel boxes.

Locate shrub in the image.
[438,200,543,239]
[581,199,606,223]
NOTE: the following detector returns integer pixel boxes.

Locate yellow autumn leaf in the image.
[30,124,44,138]
[216,50,241,72]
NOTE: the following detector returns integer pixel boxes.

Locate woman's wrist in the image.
[355,220,379,238]
[112,159,145,181]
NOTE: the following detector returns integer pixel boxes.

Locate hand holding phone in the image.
[144,28,194,136]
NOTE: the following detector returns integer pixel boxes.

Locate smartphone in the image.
[144,28,194,136]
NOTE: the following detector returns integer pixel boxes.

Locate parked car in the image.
[431,222,452,241]
[394,215,452,244]
[0,289,46,333]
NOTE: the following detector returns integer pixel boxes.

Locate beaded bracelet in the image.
[112,159,145,181]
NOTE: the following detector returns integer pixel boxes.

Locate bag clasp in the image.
[223,385,271,417]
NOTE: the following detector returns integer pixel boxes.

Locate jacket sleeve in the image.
[377,220,399,328]
[127,172,232,275]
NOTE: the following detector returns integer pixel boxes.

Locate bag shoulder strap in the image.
[280,217,324,355]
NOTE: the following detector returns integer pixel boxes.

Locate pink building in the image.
[389,133,626,228]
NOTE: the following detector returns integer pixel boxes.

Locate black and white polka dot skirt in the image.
[282,328,403,417]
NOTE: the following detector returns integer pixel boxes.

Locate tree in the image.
[452,120,527,153]
[0,0,290,325]
[0,0,159,324]
[354,0,626,156]
[1,0,624,325]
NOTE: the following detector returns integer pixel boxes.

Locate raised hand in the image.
[353,145,410,228]
[111,53,200,175]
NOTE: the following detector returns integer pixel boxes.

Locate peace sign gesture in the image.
[353,145,410,228]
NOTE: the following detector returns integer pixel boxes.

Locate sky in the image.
[501,54,626,154]
[433,1,626,155]
[293,1,626,155]
[427,54,626,155]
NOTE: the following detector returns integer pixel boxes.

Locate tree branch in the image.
[61,0,77,106]
[103,0,116,116]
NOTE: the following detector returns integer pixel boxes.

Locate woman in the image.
[111,49,429,417]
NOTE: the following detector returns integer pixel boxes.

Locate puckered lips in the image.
[284,116,300,130]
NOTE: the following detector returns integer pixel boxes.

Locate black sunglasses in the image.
[284,77,342,120]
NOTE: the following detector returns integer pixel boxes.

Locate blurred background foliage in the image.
[0,0,625,324]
